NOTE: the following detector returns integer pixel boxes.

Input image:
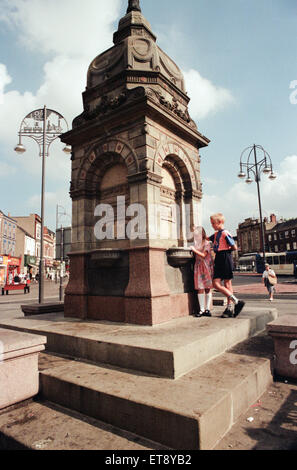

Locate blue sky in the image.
[0,0,296,235]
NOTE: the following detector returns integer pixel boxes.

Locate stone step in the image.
[0,399,166,450]
[38,333,274,450]
[0,307,277,380]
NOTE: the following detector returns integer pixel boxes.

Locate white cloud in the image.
[0,0,121,189]
[28,188,72,226]
[0,64,12,104]
[202,155,297,236]
[0,0,121,58]
[0,0,121,230]
[183,69,235,120]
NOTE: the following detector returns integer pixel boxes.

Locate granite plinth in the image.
[0,329,46,410]
[267,315,297,380]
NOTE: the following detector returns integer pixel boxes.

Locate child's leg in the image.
[213,279,233,298]
[224,279,236,309]
[205,288,212,311]
[224,279,241,302]
[198,289,206,313]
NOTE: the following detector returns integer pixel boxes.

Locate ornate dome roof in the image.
[87,3,186,94]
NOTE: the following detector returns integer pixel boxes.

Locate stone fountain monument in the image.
[61,0,210,325]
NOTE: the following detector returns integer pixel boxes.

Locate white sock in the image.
[205,293,212,311]
[229,294,238,305]
[198,294,205,312]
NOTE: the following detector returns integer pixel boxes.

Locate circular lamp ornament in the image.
[238,171,246,179]
[245,176,253,185]
[269,172,277,180]
[263,165,271,174]
[63,145,72,154]
[14,143,26,154]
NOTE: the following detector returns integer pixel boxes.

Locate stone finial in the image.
[127,0,141,14]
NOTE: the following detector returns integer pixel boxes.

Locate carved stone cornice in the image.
[128,170,163,186]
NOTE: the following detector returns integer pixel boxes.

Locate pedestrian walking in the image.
[262,263,277,301]
[209,213,245,318]
[190,226,214,318]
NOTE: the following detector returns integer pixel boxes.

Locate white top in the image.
[262,269,276,279]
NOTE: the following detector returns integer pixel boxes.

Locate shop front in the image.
[0,256,8,287]
[1,255,29,295]
[24,255,38,280]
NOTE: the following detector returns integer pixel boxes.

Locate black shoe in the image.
[194,311,203,318]
[221,307,233,318]
[234,301,245,318]
[202,310,212,317]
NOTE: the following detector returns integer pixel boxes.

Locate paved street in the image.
[0,273,296,320]
[0,280,66,320]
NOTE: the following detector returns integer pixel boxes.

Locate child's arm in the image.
[190,246,207,259]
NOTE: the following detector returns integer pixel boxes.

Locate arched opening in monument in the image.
[97,159,130,244]
[84,153,130,249]
[161,155,194,247]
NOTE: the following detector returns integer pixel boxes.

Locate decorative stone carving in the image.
[166,248,194,267]
[127,0,141,13]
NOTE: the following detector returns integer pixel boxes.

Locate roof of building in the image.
[266,218,297,233]
[16,225,35,239]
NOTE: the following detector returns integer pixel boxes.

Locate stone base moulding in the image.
[64,246,197,325]
[21,302,64,316]
[0,328,47,410]
[267,315,297,380]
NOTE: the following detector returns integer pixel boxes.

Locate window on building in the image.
[268,235,272,241]
[293,242,297,250]
[285,231,289,239]
[274,233,277,241]
[36,224,41,240]
[274,245,278,252]
[279,233,283,240]
[292,229,296,237]
[287,243,291,251]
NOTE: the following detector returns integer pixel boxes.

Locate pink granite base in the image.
[64,248,196,325]
[0,329,46,410]
[267,315,297,380]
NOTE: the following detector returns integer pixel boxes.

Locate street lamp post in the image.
[238,144,277,267]
[56,204,71,301]
[15,106,71,304]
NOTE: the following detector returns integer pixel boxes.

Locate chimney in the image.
[270,214,277,223]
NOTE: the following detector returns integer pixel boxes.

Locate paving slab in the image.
[0,307,277,379]
[0,400,165,450]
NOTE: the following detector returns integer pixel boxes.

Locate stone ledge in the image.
[0,329,46,410]
[0,306,277,379]
[267,315,297,380]
[21,303,64,316]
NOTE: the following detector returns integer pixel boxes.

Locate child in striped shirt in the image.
[209,213,245,318]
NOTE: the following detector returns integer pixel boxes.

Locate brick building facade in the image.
[266,218,297,253]
[237,214,277,255]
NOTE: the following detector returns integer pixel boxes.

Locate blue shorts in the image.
[213,251,234,280]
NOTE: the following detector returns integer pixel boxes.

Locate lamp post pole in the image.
[15,106,71,304]
[253,145,267,265]
[39,105,47,304]
[238,144,277,269]
[56,204,71,301]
